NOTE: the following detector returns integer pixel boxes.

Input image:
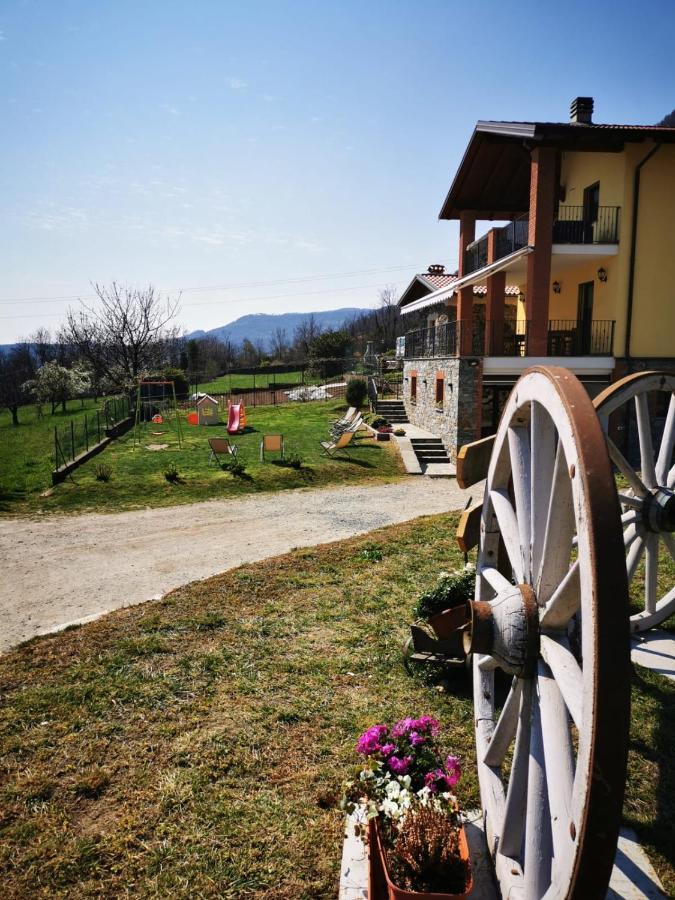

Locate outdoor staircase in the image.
[374,398,408,424]
[410,437,451,468]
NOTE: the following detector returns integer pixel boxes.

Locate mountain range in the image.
[187,307,369,347]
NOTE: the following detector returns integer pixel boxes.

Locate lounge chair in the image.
[320,429,356,457]
[208,437,237,466]
[331,413,364,438]
[260,433,285,461]
[331,407,356,429]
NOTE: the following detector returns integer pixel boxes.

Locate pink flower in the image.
[391,717,415,738]
[445,755,462,787]
[387,755,413,776]
[409,731,425,747]
[412,716,440,737]
[424,769,446,793]
[356,725,388,756]
[380,743,395,757]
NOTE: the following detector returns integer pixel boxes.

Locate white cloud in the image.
[228,77,247,90]
[160,103,180,116]
[0,31,6,42]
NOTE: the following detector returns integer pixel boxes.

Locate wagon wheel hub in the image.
[463,584,540,678]
[643,487,675,533]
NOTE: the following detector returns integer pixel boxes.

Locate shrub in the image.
[286,453,303,469]
[221,455,247,478]
[412,566,475,621]
[94,463,112,482]
[360,545,383,561]
[394,427,406,436]
[345,378,368,408]
[164,463,182,483]
[371,416,390,429]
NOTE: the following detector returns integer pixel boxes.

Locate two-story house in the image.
[398,97,675,457]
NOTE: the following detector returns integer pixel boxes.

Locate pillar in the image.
[525,147,557,357]
[457,211,476,356]
[485,229,505,355]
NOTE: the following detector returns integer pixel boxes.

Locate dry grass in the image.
[0,513,673,897]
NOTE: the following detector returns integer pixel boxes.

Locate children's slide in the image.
[227,402,246,434]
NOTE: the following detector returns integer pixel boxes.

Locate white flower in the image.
[400,775,412,789]
[381,799,400,819]
[385,780,401,800]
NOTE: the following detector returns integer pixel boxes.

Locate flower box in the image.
[376,431,391,441]
[368,818,472,900]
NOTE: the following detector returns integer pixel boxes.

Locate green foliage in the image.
[164,463,182,483]
[360,545,383,561]
[370,416,390,429]
[285,453,303,470]
[221,455,247,478]
[394,428,406,436]
[412,566,475,621]
[160,368,190,399]
[345,378,368,409]
[94,463,112,482]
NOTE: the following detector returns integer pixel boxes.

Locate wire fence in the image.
[104,395,131,429]
[54,396,131,469]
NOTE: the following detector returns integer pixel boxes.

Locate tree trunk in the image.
[11,404,19,426]
[51,400,57,414]
[61,399,67,413]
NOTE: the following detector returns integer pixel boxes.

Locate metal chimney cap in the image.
[570,97,594,124]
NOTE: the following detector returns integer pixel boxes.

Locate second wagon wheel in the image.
[464,367,630,900]
[593,371,675,632]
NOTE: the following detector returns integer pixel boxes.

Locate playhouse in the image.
[196,394,220,426]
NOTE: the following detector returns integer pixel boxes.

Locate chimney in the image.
[427,264,445,275]
[570,97,594,124]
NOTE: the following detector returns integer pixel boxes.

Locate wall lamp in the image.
[597,267,608,282]
[552,281,561,294]
[404,376,409,382]
[467,359,480,368]
[422,379,428,386]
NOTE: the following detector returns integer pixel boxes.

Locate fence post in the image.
[54,427,58,467]
[71,420,75,462]
[97,411,101,443]
[85,416,89,451]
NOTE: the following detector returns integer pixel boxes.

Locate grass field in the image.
[0,512,672,898]
[198,370,315,394]
[0,399,102,511]
[0,400,402,515]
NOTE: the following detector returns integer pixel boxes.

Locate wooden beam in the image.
[456,434,495,489]
[456,502,483,553]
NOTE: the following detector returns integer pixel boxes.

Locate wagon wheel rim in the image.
[470,367,630,900]
[593,371,675,632]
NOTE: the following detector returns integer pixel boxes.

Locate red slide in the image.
[227,404,241,434]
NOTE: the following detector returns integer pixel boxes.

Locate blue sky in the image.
[1,0,674,343]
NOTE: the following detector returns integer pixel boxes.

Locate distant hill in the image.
[187,307,369,348]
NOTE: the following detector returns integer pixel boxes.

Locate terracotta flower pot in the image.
[428,604,468,641]
[368,818,472,900]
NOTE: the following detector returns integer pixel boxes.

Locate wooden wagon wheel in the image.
[464,367,630,900]
[593,371,675,632]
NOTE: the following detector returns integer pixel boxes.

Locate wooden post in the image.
[70,420,75,462]
[97,411,101,443]
[84,416,89,451]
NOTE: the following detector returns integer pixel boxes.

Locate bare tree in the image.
[65,283,180,389]
[0,344,35,426]
[270,326,289,361]
[293,314,322,358]
[28,328,54,366]
[374,284,400,348]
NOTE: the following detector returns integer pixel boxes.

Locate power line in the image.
[0,262,450,306]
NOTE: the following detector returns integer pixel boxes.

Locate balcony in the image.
[463,206,620,275]
[402,319,615,359]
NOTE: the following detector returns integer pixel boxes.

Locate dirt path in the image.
[0,478,478,653]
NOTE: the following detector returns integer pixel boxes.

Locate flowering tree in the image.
[23,361,90,414]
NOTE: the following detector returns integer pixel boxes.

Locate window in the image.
[435,373,444,408]
[410,373,417,404]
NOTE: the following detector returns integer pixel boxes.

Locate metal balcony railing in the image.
[401,319,615,359]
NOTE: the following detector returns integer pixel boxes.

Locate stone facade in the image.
[402,357,483,461]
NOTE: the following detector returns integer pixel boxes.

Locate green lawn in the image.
[1,400,402,516]
[198,370,319,394]
[0,513,672,898]
[0,399,102,511]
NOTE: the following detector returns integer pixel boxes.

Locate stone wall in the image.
[402,357,483,461]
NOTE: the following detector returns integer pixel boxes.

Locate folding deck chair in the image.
[320,429,355,457]
[208,437,238,466]
[260,433,285,461]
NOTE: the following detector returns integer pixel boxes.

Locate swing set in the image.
[132,379,184,448]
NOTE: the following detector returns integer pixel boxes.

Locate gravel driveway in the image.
[0,478,478,653]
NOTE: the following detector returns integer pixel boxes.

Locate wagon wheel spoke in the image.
[664,532,675,563]
[538,662,575,881]
[627,534,646,581]
[618,492,643,510]
[480,566,513,595]
[499,680,532,859]
[644,533,659,616]
[508,425,532,581]
[536,441,575,606]
[484,678,522,767]
[606,437,648,499]
[539,635,582,730]
[655,393,675,484]
[523,686,552,900]
[530,402,557,583]
[624,522,641,550]
[489,489,524,583]
[635,393,657,488]
[540,560,580,629]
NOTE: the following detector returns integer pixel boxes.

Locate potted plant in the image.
[342,716,472,899]
[377,425,393,441]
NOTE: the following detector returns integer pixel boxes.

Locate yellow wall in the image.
[559,151,626,209]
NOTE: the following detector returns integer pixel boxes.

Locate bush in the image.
[370,416,390,429]
[345,378,368,409]
[94,463,112,482]
[412,566,475,621]
[394,427,406,436]
[286,453,303,469]
[221,455,247,478]
[164,463,182,483]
